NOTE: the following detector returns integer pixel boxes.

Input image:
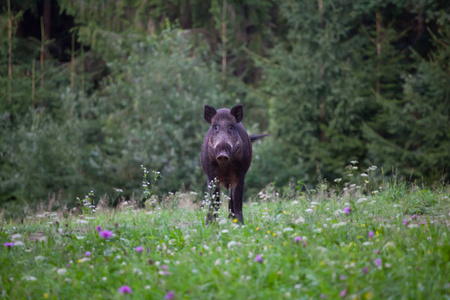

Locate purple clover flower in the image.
[375,258,382,267]
[254,254,263,263]
[96,225,102,232]
[85,251,91,257]
[161,265,168,270]
[99,230,114,239]
[165,291,175,299]
[118,285,132,294]
[135,246,144,253]
[294,236,302,243]
[362,266,368,275]
[4,242,14,248]
[66,264,71,268]
[368,231,374,239]
[344,206,351,214]
[340,290,347,297]
[403,219,408,225]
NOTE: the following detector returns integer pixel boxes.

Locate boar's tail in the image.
[249,134,269,143]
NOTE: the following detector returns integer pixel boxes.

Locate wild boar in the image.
[201,104,268,224]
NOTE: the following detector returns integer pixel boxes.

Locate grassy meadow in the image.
[1,167,450,299]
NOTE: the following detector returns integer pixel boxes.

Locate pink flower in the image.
[375,258,382,267]
[340,290,346,297]
[368,231,374,238]
[254,254,263,263]
[4,242,14,248]
[66,264,71,268]
[135,246,144,253]
[165,291,175,299]
[362,267,368,274]
[294,236,302,243]
[85,251,91,257]
[99,230,114,239]
[161,265,168,270]
[344,206,351,214]
[403,219,408,225]
[118,285,132,294]
[96,225,102,232]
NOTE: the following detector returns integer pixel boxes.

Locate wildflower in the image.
[85,251,91,257]
[99,230,114,239]
[255,227,260,231]
[368,231,374,238]
[267,231,271,234]
[305,208,313,213]
[57,268,67,275]
[227,241,237,249]
[96,225,102,232]
[161,265,168,270]
[340,275,347,280]
[357,236,361,239]
[321,294,327,299]
[66,264,70,268]
[44,293,49,299]
[283,227,294,232]
[165,291,175,299]
[233,219,237,223]
[135,246,144,253]
[374,258,382,267]
[295,236,302,243]
[272,233,276,236]
[4,242,14,248]
[254,254,263,263]
[362,267,368,275]
[403,219,408,225]
[344,207,351,214]
[118,285,132,294]
[363,291,373,299]
[360,173,368,177]
[23,275,37,281]
[340,290,346,297]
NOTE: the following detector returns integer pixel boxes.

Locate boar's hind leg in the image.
[231,178,245,225]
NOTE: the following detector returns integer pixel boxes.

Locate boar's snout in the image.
[214,143,232,163]
[216,153,229,162]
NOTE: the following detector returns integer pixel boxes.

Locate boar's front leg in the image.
[207,179,220,224]
[230,177,245,225]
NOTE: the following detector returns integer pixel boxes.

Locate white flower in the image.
[57,268,67,275]
[305,208,313,214]
[334,178,342,183]
[221,229,229,233]
[11,234,23,240]
[13,241,25,247]
[356,198,367,204]
[291,201,299,205]
[35,255,45,261]
[408,224,419,228]
[316,246,327,252]
[227,241,237,249]
[311,201,319,206]
[283,227,294,232]
[314,228,322,233]
[102,277,107,282]
[218,219,227,225]
[363,242,373,246]
[76,220,88,224]
[145,285,151,290]
[294,216,305,224]
[360,173,368,177]
[23,275,37,281]
[215,259,221,266]
[332,222,347,228]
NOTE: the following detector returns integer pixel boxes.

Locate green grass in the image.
[1,182,449,299]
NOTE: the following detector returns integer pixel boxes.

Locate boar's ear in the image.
[230,104,243,123]
[204,105,217,124]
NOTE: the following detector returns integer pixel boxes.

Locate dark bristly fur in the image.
[200,104,268,224]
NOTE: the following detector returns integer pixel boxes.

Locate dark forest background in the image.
[1,0,449,215]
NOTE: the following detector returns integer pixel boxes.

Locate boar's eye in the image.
[213,125,218,131]
[228,125,234,131]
